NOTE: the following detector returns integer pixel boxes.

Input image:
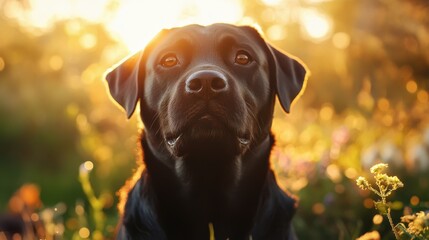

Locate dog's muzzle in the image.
[185,70,229,99]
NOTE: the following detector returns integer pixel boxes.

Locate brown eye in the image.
[161,54,178,67]
[235,51,252,65]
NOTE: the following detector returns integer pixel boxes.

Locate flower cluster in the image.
[374,173,404,197]
[400,211,429,237]
[356,176,370,190]
[370,163,388,174]
[356,163,404,239]
[356,163,404,198]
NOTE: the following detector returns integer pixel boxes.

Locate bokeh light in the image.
[1,0,429,239]
[312,202,325,215]
[78,227,90,239]
[410,196,420,206]
[372,214,383,225]
[301,9,332,41]
[83,161,94,172]
[406,80,418,93]
[332,32,350,49]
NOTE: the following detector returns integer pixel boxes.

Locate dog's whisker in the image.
[238,137,250,145]
[244,100,262,142]
[166,135,181,147]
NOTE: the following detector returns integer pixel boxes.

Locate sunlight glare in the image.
[301,9,332,41]
[107,0,243,52]
[65,20,83,36]
[267,24,287,41]
[79,33,98,49]
[15,0,106,29]
[5,0,243,52]
[261,0,283,6]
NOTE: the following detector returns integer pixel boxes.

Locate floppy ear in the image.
[268,45,309,113]
[105,51,143,118]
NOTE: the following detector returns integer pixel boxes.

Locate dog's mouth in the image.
[164,113,251,156]
[165,134,251,147]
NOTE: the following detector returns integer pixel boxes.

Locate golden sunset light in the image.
[1,0,429,239]
[1,0,338,51]
[301,8,332,41]
[106,0,244,51]
[3,0,243,51]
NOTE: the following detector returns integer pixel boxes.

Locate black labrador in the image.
[105,23,308,240]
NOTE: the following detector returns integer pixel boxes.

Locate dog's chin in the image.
[165,117,250,157]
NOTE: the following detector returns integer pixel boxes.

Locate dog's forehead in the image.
[153,24,262,50]
[170,24,250,37]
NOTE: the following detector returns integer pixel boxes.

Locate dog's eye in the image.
[160,54,179,67]
[235,51,252,65]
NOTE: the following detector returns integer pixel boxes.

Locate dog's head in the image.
[105,24,308,159]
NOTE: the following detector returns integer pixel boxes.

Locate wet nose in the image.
[185,70,229,97]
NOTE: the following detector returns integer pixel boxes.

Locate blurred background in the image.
[0,0,428,239]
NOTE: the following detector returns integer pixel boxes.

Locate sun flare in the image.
[107,0,243,51]
[3,0,338,50]
[4,0,243,52]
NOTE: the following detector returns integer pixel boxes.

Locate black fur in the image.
[106,24,308,240]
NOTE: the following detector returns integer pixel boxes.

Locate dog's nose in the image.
[185,70,228,96]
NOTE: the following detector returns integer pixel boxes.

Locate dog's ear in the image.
[105,29,169,118]
[268,45,309,113]
[105,52,143,118]
[239,25,309,113]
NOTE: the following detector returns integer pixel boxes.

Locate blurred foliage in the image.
[1,0,429,239]
[0,5,140,238]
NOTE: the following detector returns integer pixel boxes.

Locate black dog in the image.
[106,23,308,240]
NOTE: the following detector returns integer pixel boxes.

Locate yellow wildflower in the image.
[401,211,429,236]
[356,163,405,239]
[389,176,404,190]
[370,163,388,174]
[356,176,370,190]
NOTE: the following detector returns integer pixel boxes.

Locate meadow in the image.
[0,0,428,239]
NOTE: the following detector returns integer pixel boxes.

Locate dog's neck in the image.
[141,132,273,237]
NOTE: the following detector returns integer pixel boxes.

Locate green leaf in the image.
[394,223,413,240]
